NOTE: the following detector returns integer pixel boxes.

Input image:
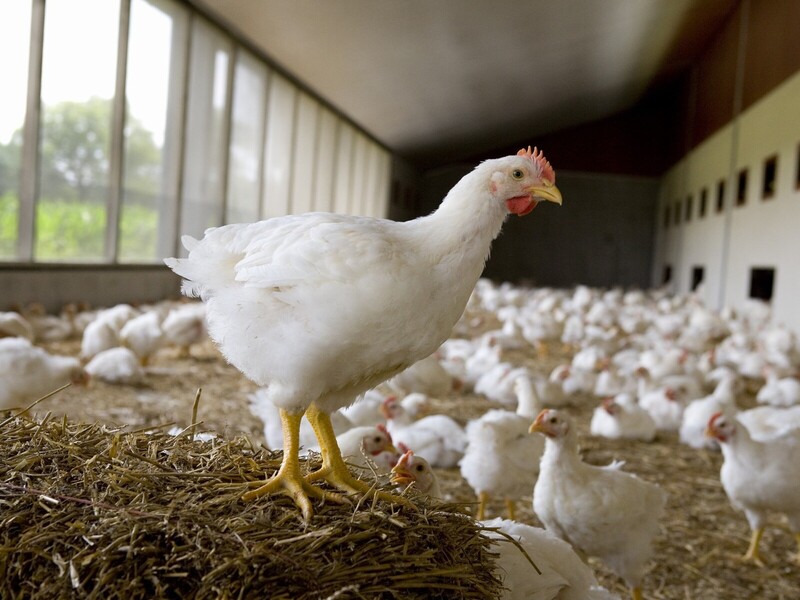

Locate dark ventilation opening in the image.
[663,265,672,285]
[674,201,681,225]
[699,188,708,218]
[762,155,777,199]
[716,180,725,213]
[691,266,704,291]
[749,267,775,302]
[685,195,693,222]
[736,169,748,206]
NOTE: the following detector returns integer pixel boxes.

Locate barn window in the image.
[749,267,775,302]
[762,155,777,200]
[716,180,725,213]
[685,195,693,222]
[736,169,748,206]
[699,188,708,218]
[662,265,672,284]
[691,266,704,291]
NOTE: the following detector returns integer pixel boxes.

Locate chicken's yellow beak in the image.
[527,180,563,206]
[529,409,549,434]
[390,463,414,487]
[384,443,399,455]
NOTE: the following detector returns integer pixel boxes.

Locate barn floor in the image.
[34,337,800,600]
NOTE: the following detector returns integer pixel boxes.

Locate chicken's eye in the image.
[511,169,524,180]
[373,437,382,443]
[415,465,424,472]
[549,417,557,424]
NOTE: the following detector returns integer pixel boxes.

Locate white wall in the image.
[655,70,800,331]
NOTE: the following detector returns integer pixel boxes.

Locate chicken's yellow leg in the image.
[631,587,643,600]
[742,527,764,565]
[476,491,489,520]
[242,409,344,521]
[504,498,516,521]
[305,404,414,508]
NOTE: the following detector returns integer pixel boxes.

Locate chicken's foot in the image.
[242,409,347,520]
[305,404,415,509]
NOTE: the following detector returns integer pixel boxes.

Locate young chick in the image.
[0,311,35,341]
[0,337,89,410]
[531,409,666,600]
[706,412,800,565]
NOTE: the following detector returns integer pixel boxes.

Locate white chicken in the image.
[638,386,686,431]
[737,404,800,441]
[382,395,467,468]
[0,337,89,410]
[162,302,207,357]
[756,368,800,407]
[119,311,166,366]
[84,347,145,385]
[166,146,562,519]
[0,311,34,341]
[531,409,666,600]
[335,424,398,472]
[386,353,458,397]
[705,412,800,564]
[590,394,656,442]
[391,455,618,600]
[460,375,544,520]
[679,375,738,449]
[481,519,621,600]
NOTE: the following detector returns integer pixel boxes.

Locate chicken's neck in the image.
[407,173,508,276]
[541,430,583,471]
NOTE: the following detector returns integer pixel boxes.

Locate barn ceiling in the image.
[194,0,738,169]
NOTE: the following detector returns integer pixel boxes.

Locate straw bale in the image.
[0,415,503,599]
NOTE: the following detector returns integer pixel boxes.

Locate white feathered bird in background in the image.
[166,147,562,519]
[531,409,666,600]
[0,337,89,410]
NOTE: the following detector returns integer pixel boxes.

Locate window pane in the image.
[0,0,32,260]
[119,0,188,263]
[226,51,267,224]
[290,92,319,214]
[350,133,369,215]
[37,0,120,262]
[312,108,337,212]
[179,20,232,248]
[262,73,295,218]
[333,123,354,214]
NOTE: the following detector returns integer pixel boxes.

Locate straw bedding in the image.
[0,414,502,599]
[6,338,800,599]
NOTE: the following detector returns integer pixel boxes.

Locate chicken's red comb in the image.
[517,146,555,183]
[376,423,391,440]
[396,449,414,468]
[708,411,725,429]
[382,395,398,406]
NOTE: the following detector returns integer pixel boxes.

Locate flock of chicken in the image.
[2,279,799,599]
